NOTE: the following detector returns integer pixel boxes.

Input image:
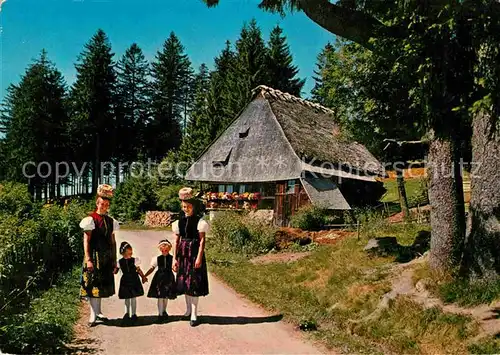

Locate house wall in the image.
[274,179,310,227]
[204,180,310,227]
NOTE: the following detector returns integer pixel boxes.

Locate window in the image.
[239,184,246,194]
[212,148,232,167]
[218,185,225,193]
[239,126,250,138]
[226,185,234,193]
[286,179,296,194]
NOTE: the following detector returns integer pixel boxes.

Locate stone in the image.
[364,237,400,255]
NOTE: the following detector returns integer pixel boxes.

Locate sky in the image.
[0,0,335,101]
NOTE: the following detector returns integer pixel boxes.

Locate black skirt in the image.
[147,268,177,299]
[118,258,144,299]
[176,238,209,297]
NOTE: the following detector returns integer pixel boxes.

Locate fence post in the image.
[357,220,360,240]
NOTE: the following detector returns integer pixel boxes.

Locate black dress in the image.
[80,212,116,298]
[175,213,209,297]
[147,255,177,299]
[118,257,144,299]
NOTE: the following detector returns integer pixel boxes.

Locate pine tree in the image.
[206,41,237,137]
[69,29,116,195]
[149,32,193,161]
[266,25,305,96]
[0,51,68,199]
[116,43,150,167]
[179,64,211,164]
[225,19,269,121]
[311,43,337,107]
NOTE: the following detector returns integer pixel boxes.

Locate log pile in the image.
[144,211,174,228]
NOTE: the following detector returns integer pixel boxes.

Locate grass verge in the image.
[0,267,81,354]
[206,221,498,354]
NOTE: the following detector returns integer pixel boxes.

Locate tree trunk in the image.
[461,111,500,278]
[396,168,410,220]
[428,136,466,271]
[92,133,100,196]
[115,158,120,186]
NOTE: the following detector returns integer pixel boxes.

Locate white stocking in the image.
[89,298,99,323]
[131,297,137,316]
[191,296,199,321]
[184,295,191,316]
[124,298,131,316]
[157,299,164,315]
[96,298,103,317]
[163,298,169,314]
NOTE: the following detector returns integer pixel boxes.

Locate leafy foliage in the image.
[110,175,160,221]
[156,183,185,213]
[289,204,328,231]
[210,211,277,254]
[0,267,81,354]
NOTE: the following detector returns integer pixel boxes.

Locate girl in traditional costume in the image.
[117,241,146,323]
[144,239,177,322]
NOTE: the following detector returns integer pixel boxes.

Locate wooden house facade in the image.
[185,86,386,226]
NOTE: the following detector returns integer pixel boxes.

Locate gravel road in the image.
[75,229,329,355]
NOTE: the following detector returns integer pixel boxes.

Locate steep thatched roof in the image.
[257,86,385,176]
[185,86,385,183]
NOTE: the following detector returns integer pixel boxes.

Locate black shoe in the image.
[131,314,138,322]
[182,313,191,320]
[190,319,200,327]
[123,313,130,321]
[162,311,169,318]
[88,321,97,328]
[157,315,163,323]
[96,315,108,322]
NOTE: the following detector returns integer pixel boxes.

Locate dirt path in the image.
[72,230,329,354]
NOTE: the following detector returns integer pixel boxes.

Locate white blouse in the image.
[150,255,171,268]
[171,219,210,235]
[79,216,120,232]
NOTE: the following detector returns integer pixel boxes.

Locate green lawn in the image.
[205,220,500,354]
[381,178,429,208]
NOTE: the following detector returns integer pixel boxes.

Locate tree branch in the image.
[204,0,398,51]
[296,0,389,50]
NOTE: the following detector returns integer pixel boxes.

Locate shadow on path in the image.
[199,314,283,325]
[99,314,283,328]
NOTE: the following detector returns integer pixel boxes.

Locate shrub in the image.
[156,184,184,212]
[290,204,328,231]
[211,211,277,254]
[0,200,88,321]
[0,181,34,218]
[111,176,160,221]
[0,267,81,354]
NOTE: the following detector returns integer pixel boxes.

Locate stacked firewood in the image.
[144,211,174,228]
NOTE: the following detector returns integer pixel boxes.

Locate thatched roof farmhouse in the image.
[185,85,386,226]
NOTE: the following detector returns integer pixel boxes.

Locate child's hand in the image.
[113,267,119,274]
[172,260,178,272]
